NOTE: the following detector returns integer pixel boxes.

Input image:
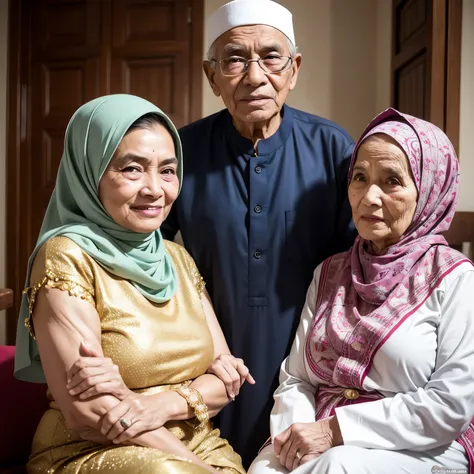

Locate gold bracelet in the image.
[175,386,210,429]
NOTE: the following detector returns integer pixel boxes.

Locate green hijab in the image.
[15,94,183,382]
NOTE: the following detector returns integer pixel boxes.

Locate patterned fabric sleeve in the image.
[24,236,96,338]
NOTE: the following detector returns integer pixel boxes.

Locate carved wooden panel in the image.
[37,0,101,57]
[110,0,192,127]
[394,53,428,119]
[115,55,188,125]
[41,61,90,119]
[395,0,428,53]
[392,0,433,122]
[113,0,190,47]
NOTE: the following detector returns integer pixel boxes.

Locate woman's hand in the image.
[99,392,169,444]
[206,353,255,400]
[273,417,343,471]
[66,341,131,401]
[77,427,114,446]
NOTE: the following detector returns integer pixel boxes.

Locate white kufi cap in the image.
[206,0,295,51]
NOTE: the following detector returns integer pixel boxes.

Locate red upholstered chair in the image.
[0,289,48,473]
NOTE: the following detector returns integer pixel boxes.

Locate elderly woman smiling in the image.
[249,108,474,474]
[14,95,249,474]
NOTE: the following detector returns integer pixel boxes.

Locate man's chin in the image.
[236,107,280,124]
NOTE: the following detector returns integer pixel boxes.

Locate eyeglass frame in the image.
[210,55,294,77]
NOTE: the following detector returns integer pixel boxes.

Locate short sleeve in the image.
[25,236,96,337]
[165,240,206,296]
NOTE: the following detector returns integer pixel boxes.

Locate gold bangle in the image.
[175,386,209,429]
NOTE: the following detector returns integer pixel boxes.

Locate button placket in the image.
[248,155,267,305]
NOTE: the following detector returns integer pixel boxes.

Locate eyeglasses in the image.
[211,55,293,77]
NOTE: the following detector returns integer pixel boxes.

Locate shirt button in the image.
[253,250,262,259]
[254,165,262,174]
[254,205,262,213]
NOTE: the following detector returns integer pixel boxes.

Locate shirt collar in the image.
[223,104,293,156]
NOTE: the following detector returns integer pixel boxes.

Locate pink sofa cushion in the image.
[0,346,48,465]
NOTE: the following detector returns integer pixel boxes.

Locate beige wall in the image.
[457,0,474,211]
[0,0,8,344]
[203,0,392,139]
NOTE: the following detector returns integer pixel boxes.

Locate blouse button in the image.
[343,388,360,400]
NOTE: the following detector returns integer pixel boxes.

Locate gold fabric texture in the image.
[26,236,244,474]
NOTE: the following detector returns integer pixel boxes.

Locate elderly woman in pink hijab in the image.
[249,108,474,474]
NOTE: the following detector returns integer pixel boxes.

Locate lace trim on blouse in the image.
[23,269,95,339]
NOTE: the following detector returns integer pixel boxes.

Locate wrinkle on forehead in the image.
[214,24,289,56]
[357,139,413,177]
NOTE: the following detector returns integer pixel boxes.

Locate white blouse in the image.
[270,261,474,452]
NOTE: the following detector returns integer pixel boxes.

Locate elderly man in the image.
[162,0,356,466]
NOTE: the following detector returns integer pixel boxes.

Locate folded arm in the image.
[66,287,253,444]
[33,285,216,471]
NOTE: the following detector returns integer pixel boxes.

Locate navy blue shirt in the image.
[162,105,356,467]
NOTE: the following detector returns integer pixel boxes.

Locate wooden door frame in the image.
[6,0,28,345]
[5,0,204,344]
[391,0,471,250]
[444,0,462,154]
[391,0,463,151]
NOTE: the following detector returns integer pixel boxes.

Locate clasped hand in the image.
[206,353,255,400]
[66,343,255,444]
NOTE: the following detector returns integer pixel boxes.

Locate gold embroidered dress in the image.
[25,236,244,474]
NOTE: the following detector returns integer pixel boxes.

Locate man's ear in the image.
[203,61,221,97]
[289,53,302,91]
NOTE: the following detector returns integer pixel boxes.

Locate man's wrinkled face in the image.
[204,25,301,125]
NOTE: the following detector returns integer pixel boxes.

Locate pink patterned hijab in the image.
[348,108,459,305]
[306,108,468,390]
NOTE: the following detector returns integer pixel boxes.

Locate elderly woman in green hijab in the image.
[14,94,247,474]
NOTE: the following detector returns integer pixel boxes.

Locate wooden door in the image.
[6,0,203,344]
[110,0,200,126]
[391,0,462,149]
[392,1,474,258]
[30,0,103,250]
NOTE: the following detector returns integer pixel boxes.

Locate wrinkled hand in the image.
[77,427,113,446]
[100,392,168,444]
[66,341,131,401]
[274,417,343,471]
[206,353,255,400]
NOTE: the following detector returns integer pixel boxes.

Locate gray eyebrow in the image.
[222,44,247,57]
[221,43,285,58]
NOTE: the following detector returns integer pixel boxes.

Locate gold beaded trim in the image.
[23,270,95,339]
[178,245,206,296]
[175,386,210,430]
[195,273,206,296]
